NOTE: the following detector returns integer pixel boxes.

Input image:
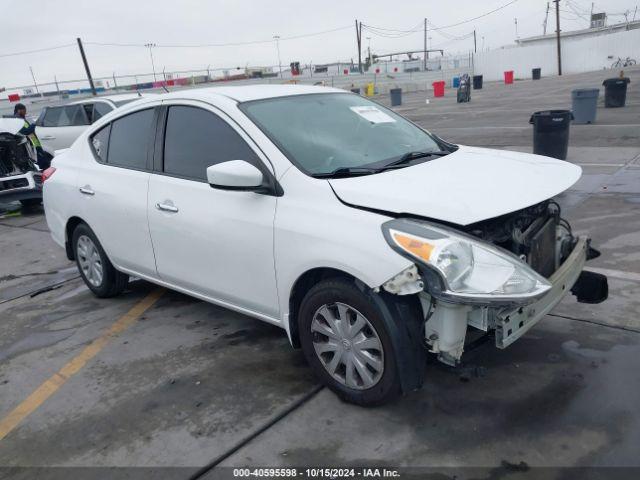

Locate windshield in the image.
[241,93,444,176]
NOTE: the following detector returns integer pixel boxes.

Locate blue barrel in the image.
[452,76,460,88]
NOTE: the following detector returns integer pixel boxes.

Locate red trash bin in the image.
[433,81,445,97]
[504,71,514,84]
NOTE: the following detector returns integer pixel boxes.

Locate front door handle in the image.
[79,186,95,196]
[156,202,179,213]
[40,135,56,140]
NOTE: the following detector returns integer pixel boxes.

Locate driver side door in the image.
[147,102,280,319]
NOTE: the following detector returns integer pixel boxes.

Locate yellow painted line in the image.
[0,287,165,441]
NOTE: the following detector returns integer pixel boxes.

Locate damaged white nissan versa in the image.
[44,85,608,405]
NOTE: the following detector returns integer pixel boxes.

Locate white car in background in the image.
[35,93,156,154]
[43,85,608,405]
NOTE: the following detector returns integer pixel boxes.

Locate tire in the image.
[20,198,41,207]
[72,223,128,298]
[298,278,402,406]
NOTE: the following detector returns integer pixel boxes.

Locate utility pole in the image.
[76,37,97,96]
[112,72,118,90]
[28,66,40,95]
[473,30,477,53]
[514,18,519,40]
[273,35,282,77]
[145,43,157,82]
[543,2,550,35]
[554,0,562,75]
[423,18,428,70]
[355,20,362,73]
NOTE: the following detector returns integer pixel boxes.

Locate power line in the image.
[0,43,75,59]
[427,0,520,30]
[84,25,353,49]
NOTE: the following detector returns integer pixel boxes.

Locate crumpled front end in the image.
[381,200,608,366]
[0,131,42,201]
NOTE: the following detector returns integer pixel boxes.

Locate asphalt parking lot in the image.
[1,67,639,479]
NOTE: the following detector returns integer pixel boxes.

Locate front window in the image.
[241,93,446,176]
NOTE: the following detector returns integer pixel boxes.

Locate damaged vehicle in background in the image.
[43,86,608,406]
[0,118,52,207]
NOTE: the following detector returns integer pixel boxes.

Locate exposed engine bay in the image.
[463,200,576,278]
[0,132,38,178]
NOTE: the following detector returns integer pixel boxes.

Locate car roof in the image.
[157,84,346,103]
[71,93,157,105]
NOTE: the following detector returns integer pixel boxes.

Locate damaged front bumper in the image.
[495,235,591,348]
[419,235,608,364]
[0,171,43,203]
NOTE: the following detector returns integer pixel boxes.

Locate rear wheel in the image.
[72,223,128,298]
[19,198,41,208]
[298,278,401,406]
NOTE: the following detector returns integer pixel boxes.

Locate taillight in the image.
[42,167,57,183]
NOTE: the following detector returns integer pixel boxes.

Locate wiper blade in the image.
[382,150,450,169]
[311,167,381,178]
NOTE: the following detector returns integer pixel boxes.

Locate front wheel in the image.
[298,279,401,406]
[72,223,128,298]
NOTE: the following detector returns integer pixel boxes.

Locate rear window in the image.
[41,105,90,127]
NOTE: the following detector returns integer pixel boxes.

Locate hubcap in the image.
[76,235,103,288]
[311,302,384,390]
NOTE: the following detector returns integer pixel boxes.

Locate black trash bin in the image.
[602,77,630,107]
[529,110,573,160]
[350,87,361,94]
[532,68,541,80]
[473,75,483,89]
[390,88,402,106]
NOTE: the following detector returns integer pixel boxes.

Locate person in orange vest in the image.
[14,103,52,170]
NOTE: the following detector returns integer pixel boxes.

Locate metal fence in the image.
[1,54,474,117]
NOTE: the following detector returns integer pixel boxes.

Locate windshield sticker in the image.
[350,106,396,124]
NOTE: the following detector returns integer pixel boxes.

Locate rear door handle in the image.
[156,202,179,213]
[79,186,95,196]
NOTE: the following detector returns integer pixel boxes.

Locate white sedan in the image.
[43,85,607,405]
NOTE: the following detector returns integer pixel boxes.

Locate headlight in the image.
[383,219,551,304]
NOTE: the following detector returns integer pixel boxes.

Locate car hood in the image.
[328,145,582,226]
[0,118,25,135]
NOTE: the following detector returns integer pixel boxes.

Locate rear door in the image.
[147,101,279,317]
[37,104,90,151]
[77,106,158,277]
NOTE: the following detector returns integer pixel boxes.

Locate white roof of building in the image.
[518,19,640,44]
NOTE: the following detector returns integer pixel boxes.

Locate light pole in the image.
[28,66,40,95]
[273,35,282,77]
[145,43,157,82]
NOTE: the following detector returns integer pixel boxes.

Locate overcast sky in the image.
[1,0,636,88]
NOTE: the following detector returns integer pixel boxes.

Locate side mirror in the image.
[206,160,264,191]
